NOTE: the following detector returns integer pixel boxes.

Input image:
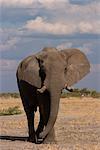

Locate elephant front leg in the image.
[36,105,45,144]
[36,114,44,136]
[26,110,36,143]
[43,127,56,144]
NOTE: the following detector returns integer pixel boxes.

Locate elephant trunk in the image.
[39,79,61,139]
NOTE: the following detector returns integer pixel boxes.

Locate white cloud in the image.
[79,22,93,33]
[56,42,93,55]
[78,21,100,34]
[78,43,93,55]
[0,0,35,7]
[0,28,22,52]
[37,1,100,35]
[24,16,77,35]
[24,16,100,35]
[56,42,72,50]
[0,37,19,52]
[38,0,69,9]
[91,64,100,73]
[67,1,100,14]
[1,0,100,35]
[0,59,18,71]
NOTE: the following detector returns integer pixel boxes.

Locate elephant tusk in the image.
[66,87,73,92]
[37,85,47,93]
[64,84,73,92]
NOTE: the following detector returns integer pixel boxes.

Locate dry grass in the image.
[0,97,100,149]
[0,97,23,111]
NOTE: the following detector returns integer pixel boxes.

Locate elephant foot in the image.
[36,138,44,144]
[35,130,44,144]
[28,135,44,144]
[43,128,56,144]
[27,138,35,143]
[27,135,37,143]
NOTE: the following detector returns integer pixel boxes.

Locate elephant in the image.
[16,47,90,143]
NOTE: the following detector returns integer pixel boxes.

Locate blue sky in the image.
[0,0,100,92]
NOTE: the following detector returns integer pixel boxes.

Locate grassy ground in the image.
[0,97,100,149]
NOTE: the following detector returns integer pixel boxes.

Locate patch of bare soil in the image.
[0,97,100,150]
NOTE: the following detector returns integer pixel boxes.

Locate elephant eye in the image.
[65,67,67,70]
[39,59,44,64]
[64,67,67,73]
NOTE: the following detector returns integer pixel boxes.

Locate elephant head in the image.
[17,47,90,139]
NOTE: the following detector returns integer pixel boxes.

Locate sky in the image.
[0,0,100,92]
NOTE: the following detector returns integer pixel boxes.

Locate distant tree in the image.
[91,90,98,98]
[80,88,90,96]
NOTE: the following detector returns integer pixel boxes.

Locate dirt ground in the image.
[0,97,100,150]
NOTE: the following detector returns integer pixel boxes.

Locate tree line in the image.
[62,88,100,98]
[0,88,100,98]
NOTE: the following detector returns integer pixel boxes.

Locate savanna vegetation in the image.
[0,88,100,99]
[0,106,22,116]
[61,88,100,98]
[0,88,99,116]
[0,92,20,98]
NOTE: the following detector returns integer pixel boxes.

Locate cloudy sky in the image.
[0,0,100,92]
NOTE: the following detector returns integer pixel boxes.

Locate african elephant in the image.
[16,47,90,143]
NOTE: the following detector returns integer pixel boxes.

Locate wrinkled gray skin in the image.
[16,47,90,143]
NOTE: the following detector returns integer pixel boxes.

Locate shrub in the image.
[61,88,100,98]
[90,90,100,98]
[0,106,22,116]
[0,93,20,98]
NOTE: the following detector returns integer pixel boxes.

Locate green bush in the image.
[0,93,20,98]
[0,89,100,99]
[0,106,22,116]
[90,90,100,98]
[61,88,100,98]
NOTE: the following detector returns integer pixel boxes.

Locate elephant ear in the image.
[61,49,90,87]
[17,55,41,88]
